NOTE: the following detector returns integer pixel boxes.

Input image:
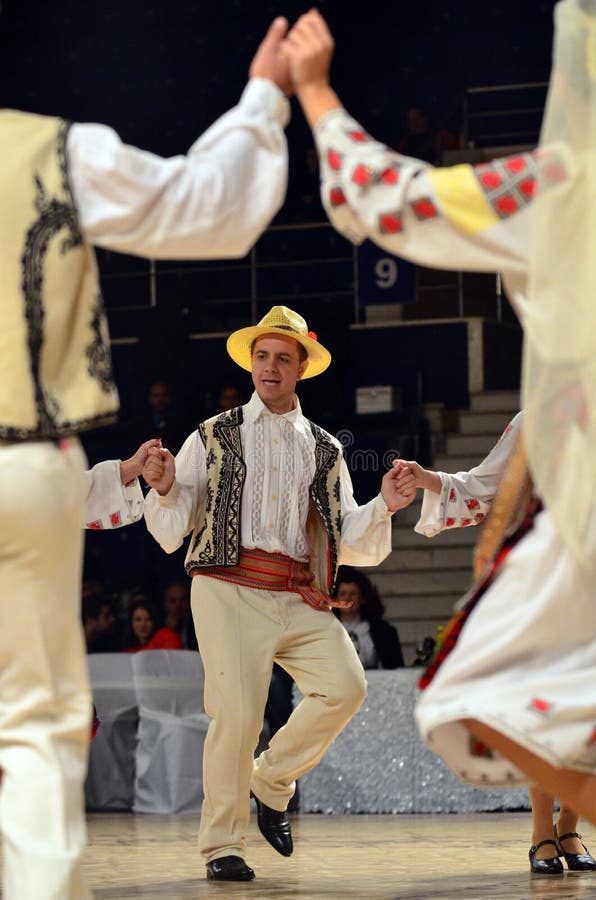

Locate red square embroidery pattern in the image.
[329,187,346,208]
[411,197,439,221]
[379,211,403,234]
[473,152,538,220]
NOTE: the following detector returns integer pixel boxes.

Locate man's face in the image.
[251,335,308,414]
[219,385,243,411]
[97,604,116,635]
[149,383,171,413]
[165,584,190,624]
[407,108,429,135]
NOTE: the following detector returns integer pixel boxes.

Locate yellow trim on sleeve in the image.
[427,164,500,235]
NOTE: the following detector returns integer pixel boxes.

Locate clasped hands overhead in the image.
[249,9,337,104]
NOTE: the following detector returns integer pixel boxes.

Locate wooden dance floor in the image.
[84,812,596,898]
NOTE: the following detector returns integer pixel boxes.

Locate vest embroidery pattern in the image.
[188,407,247,567]
[308,421,342,588]
[86,293,116,394]
[21,132,83,434]
[12,118,117,439]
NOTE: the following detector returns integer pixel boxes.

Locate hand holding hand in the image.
[393,459,441,494]
[381,464,417,512]
[249,16,292,96]
[143,446,176,496]
[119,438,161,485]
[283,9,334,92]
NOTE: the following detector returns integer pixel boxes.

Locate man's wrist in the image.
[157,480,178,504]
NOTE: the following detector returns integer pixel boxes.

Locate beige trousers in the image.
[0,439,91,900]
[191,574,367,862]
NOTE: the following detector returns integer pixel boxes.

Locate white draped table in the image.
[86,657,530,814]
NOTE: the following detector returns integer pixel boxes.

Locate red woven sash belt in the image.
[191,547,332,610]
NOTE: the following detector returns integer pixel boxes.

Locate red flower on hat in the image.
[308,331,318,341]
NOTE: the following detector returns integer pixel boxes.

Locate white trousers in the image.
[191,574,367,862]
[0,439,91,900]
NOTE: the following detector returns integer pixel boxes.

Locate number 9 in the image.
[375,258,398,289]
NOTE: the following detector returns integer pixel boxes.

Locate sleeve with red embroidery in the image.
[314,109,568,279]
[83,460,144,530]
[415,412,524,537]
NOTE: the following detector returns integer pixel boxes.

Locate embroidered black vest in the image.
[184,406,343,591]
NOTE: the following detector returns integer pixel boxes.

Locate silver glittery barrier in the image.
[297,670,529,814]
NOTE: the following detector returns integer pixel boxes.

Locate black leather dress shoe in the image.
[251,791,293,857]
[555,827,596,871]
[529,839,564,875]
[206,856,255,881]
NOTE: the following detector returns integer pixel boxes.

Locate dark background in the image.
[0,1,557,172]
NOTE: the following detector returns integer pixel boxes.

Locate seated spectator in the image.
[123,598,184,653]
[82,593,119,653]
[397,105,457,165]
[129,380,188,455]
[82,579,105,600]
[333,566,404,669]
[162,581,197,650]
[217,382,245,412]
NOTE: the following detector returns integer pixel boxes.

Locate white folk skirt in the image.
[415,507,596,786]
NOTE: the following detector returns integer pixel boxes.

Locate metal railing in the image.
[98,219,509,342]
[462,80,548,149]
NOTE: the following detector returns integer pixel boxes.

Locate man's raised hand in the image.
[249,17,292,96]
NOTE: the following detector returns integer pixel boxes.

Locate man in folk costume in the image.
[143,305,417,881]
[284,2,596,827]
[0,17,292,900]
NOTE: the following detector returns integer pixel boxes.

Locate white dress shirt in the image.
[67,79,289,258]
[144,391,393,566]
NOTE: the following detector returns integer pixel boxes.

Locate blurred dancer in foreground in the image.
[407,414,595,874]
[0,16,291,899]
[283,2,596,825]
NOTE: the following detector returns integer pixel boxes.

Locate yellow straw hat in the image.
[226,306,331,379]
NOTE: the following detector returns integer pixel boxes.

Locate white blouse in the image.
[83,460,144,530]
[415,412,523,537]
[311,108,568,309]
